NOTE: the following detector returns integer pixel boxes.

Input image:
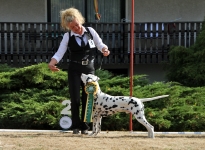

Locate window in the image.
[50,0,85,22]
[48,0,124,23]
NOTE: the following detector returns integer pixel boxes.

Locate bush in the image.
[0,64,16,73]
[0,63,205,132]
[164,19,205,87]
[0,63,68,90]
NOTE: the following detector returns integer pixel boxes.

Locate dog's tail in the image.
[140,95,169,102]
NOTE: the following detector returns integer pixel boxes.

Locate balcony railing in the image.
[0,22,203,69]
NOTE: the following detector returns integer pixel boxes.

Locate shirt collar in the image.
[70,26,87,37]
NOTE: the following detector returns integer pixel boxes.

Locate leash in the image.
[97,56,104,70]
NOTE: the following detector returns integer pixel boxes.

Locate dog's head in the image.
[81,73,100,85]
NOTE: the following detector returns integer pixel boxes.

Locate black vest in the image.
[68,28,96,61]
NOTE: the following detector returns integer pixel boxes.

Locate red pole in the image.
[129,0,134,131]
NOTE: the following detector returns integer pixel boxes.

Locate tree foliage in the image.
[164,19,205,87]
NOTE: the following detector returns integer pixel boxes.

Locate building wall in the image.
[124,0,205,82]
[0,0,47,22]
[1,0,204,23]
[0,0,202,83]
[132,64,166,83]
[105,64,167,83]
[126,0,205,22]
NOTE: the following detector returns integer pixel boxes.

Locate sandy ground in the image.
[0,131,205,150]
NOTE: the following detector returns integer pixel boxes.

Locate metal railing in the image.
[0,22,203,68]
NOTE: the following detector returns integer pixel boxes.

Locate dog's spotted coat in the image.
[81,73,169,138]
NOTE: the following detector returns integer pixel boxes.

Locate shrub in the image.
[164,19,205,87]
[0,64,16,73]
[0,63,205,132]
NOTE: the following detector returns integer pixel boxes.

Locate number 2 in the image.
[61,100,71,115]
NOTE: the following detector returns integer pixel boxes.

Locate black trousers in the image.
[68,62,95,130]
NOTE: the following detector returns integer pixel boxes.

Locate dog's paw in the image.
[89,132,96,136]
[89,132,98,136]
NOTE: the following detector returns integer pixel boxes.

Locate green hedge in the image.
[0,63,204,132]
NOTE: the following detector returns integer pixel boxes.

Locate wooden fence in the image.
[0,22,203,68]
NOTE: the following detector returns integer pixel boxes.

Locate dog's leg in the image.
[90,109,101,136]
[134,114,155,138]
[94,116,102,135]
[90,115,98,136]
[91,115,102,136]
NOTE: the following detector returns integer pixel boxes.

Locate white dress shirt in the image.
[52,26,108,63]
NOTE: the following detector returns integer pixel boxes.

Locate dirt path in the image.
[0,131,204,150]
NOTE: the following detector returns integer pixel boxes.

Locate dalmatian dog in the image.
[81,73,169,138]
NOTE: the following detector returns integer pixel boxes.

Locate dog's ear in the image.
[93,75,100,82]
[86,74,100,83]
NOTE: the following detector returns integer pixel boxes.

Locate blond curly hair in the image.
[60,7,85,31]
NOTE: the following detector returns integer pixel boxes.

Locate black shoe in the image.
[73,129,80,134]
[81,130,89,135]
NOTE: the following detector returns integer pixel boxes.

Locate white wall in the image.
[0,0,47,22]
[126,0,205,22]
